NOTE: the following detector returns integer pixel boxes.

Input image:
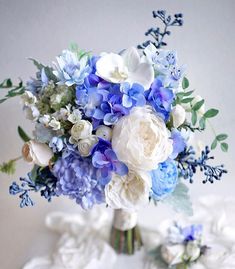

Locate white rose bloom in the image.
[105,170,151,210]
[172,104,186,128]
[77,136,98,157]
[24,106,40,121]
[68,109,82,124]
[22,140,53,167]
[21,91,37,106]
[71,120,92,141]
[161,244,185,266]
[96,125,112,141]
[49,117,61,130]
[96,47,154,90]
[112,106,173,171]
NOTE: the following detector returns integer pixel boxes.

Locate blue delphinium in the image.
[150,159,178,200]
[170,129,186,159]
[53,50,91,86]
[49,137,64,153]
[53,149,105,210]
[120,82,146,108]
[26,68,49,94]
[92,139,128,185]
[145,78,174,121]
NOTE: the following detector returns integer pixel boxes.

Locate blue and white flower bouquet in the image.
[0,10,228,254]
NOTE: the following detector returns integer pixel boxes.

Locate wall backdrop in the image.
[0,0,234,268]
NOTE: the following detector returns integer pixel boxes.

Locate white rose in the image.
[185,242,201,261]
[22,140,53,167]
[71,120,92,141]
[21,91,37,106]
[96,125,112,141]
[172,104,186,128]
[68,109,82,124]
[77,136,98,157]
[105,170,151,210]
[112,106,173,171]
[49,117,61,130]
[161,244,185,266]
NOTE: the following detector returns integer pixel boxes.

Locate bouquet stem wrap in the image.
[110,209,143,255]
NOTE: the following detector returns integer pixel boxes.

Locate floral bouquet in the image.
[0,10,228,255]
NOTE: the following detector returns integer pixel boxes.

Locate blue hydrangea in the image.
[150,160,178,200]
[53,50,91,86]
[145,78,174,121]
[171,129,186,159]
[49,137,64,153]
[53,149,105,209]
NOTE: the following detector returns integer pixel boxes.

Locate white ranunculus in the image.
[161,244,185,266]
[49,117,61,131]
[112,106,173,171]
[68,109,82,124]
[105,170,151,210]
[21,91,37,106]
[96,125,112,141]
[71,120,92,141]
[96,47,154,89]
[22,140,53,167]
[77,136,98,157]
[172,104,186,128]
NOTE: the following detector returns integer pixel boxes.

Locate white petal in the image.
[121,46,140,72]
[96,53,126,83]
[127,62,154,90]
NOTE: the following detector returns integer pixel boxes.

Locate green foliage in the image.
[182,77,189,89]
[17,126,31,142]
[204,108,219,118]
[0,79,25,104]
[210,133,229,152]
[0,159,17,175]
[162,182,193,216]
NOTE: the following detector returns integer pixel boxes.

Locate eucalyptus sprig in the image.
[0,78,25,104]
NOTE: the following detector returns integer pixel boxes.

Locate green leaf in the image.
[199,117,206,129]
[162,182,193,216]
[216,133,228,141]
[204,108,219,118]
[0,98,7,104]
[29,58,45,71]
[192,99,204,111]
[17,126,31,142]
[191,110,197,126]
[221,142,228,152]
[182,77,189,89]
[211,139,217,150]
[176,90,194,99]
[181,97,194,103]
[0,78,13,88]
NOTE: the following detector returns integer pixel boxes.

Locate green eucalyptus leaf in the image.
[0,98,7,104]
[221,142,228,152]
[182,77,189,89]
[211,139,217,150]
[181,97,194,104]
[17,126,31,142]
[191,110,197,126]
[216,134,228,141]
[0,78,13,88]
[204,109,219,118]
[192,99,204,111]
[29,58,45,71]
[199,117,206,129]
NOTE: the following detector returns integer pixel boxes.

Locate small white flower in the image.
[21,91,37,106]
[22,140,53,167]
[24,106,40,121]
[172,104,186,128]
[105,171,151,210]
[77,136,98,157]
[71,120,92,141]
[68,109,82,124]
[96,47,154,90]
[49,117,61,131]
[112,106,173,171]
[185,242,201,261]
[161,244,185,266]
[96,125,112,141]
[39,115,51,126]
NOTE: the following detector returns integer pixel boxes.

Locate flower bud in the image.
[172,104,186,128]
[96,125,112,141]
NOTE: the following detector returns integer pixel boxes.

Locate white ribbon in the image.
[112,209,138,231]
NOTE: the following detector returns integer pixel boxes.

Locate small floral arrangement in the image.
[0,10,228,254]
[151,223,208,269]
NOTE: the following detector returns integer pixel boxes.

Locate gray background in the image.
[0,0,234,268]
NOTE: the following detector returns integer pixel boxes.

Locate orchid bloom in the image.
[96,47,154,90]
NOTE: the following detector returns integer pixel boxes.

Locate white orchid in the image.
[96,47,154,90]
